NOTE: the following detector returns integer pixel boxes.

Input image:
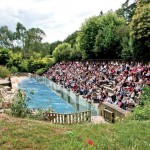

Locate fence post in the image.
[61,85,64,98]
[67,89,70,103]
[88,100,91,111]
[76,94,79,111]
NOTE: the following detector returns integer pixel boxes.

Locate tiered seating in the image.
[44,61,150,110]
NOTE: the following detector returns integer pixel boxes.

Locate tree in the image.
[41,42,51,56]
[63,31,78,48]
[7,52,23,70]
[94,12,127,58]
[25,28,46,52]
[77,16,101,59]
[0,26,14,49]
[49,40,62,55]
[14,22,27,50]
[0,48,12,65]
[52,43,72,61]
[130,0,150,61]
[116,0,136,23]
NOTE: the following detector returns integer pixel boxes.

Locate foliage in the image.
[0,48,12,66]
[131,104,150,120]
[77,12,128,59]
[10,66,18,74]
[63,31,78,48]
[27,57,47,73]
[14,22,27,50]
[94,12,127,59]
[49,40,62,55]
[35,68,47,75]
[41,42,51,56]
[52,43,72,61]
[77,16,101,59]
[0,66,10,78]
[24,27,46,51]
[130,86,150,121]
[130,0,150,61]
[139,86,150,106]
[0,26,14,49]
[121,35,133,60]
[10,90,31,118]
[18,59,29,72]
[116,0,136,23]
[69,47,82,60]
[0,6,149,65]
[7,52,23,69]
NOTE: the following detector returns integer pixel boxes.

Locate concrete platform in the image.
[91,116,106,124]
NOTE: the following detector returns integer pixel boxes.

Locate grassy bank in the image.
[0,114,149,150]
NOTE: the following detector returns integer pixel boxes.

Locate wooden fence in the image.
[43,111,91,124]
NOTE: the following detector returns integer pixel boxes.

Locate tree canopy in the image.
[0,0,149,73]
[130,0,150,61]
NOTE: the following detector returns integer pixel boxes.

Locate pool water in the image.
[19,78,76,114]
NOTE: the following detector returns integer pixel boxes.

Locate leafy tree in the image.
[116,0,136,23]
[41,42,51,56]
[0,26,14,49]
[0,48,12,65]
[77,16,101,59]
[130,0,150,61]
[14,22,27,50]
[18,59,29,72]
[7,52,23,70]
[94,12,127,58]
[25,28,46,52]
[63,31,78,48]
[70,48,82,60]
[10,66,18,74]
[52,43,72,61]
[121,36,133,60]
[27,56,47,73]
[49,40,62,55]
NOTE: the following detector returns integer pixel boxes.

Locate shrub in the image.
[10,90,31,118]
[130,86,150,121]
[0,66,10,78]
[10,66,18,74]
[35,68,47,75]
[131,105,150,121]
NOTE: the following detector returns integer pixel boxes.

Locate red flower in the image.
[88,140,94,145]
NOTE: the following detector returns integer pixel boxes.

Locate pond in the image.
[19,78,76,114]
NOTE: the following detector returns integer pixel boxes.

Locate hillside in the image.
[0,114,149,150]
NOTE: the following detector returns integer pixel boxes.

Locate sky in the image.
[0,0,128,43]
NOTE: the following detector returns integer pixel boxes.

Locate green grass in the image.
[0,114,150,150]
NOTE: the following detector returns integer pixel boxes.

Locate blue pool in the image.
[19,78,76,114]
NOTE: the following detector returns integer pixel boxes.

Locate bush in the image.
[10,90,31,118]
[130,86,150,121]
[35,68,47,75]
[131,105,150,121]
[10,66,18,74]
[0,66,10,78]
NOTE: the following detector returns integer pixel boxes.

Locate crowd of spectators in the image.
[44,61,150,110]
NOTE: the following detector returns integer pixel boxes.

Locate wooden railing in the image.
[43,111,91,124]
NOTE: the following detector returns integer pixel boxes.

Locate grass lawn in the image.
[0,114,150,150]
